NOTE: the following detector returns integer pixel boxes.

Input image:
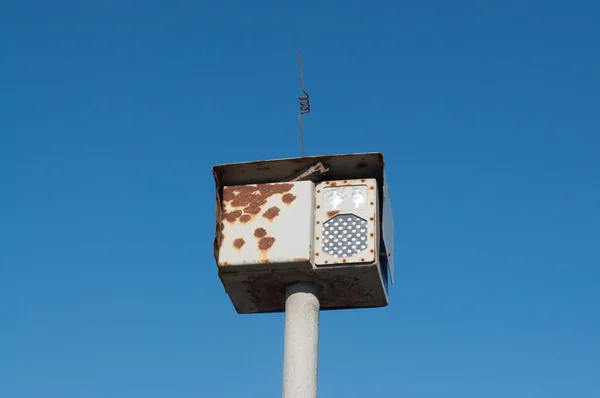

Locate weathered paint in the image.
[212,152,394,314]
[219,263,387,313]
[217,181,314,271]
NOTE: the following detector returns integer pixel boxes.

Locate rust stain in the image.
[222,187,236,202]
[342,259,347,263]
[327,210,340,218]
[316,221,320,225]
[282,193,296,204]
[254,228,267,238]
[219,261,230,266]
[370,202,374,206]
[370,217,374,221]
[233,238,245,249]
[243,204,263,215]
[370,186,375,190]
[316,205,321,209]
[263,206,280,220]
[315,236,320,240]
[258,237,276,251]
[239,214,252,223]
[292,258,309,262]
[361,179,366,182]
[315,252,319,256]
[223,183,294,220]
[370,249,375,253]
[330,182,337,186]
[344,180,348,183]
[324,260,328,264]
[317,189,321,193]
[222,210,242,223]
[360,258,365,262]
[370,232,374,237]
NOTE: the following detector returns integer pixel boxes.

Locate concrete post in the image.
[282,283,320,398]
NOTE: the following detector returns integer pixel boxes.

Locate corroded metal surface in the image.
[212,152,394,313]
[212,152,394,283]
[217,181,314,272]
[219,262,388,313]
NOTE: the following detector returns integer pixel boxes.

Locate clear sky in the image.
[1,1,599,397]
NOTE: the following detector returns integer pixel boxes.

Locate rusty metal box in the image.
[212,153,395,314]
[217,181,314,271]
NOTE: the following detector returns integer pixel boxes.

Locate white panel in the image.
[313,179,379,266]
[218,181,314,269]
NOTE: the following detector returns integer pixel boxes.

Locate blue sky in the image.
[1,1,599,397]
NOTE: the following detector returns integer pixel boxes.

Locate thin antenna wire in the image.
[297,51,310,157]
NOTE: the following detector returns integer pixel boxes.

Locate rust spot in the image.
[361,179,366,182]
[327,210,340,218]
[316,237,320,240]
[222,187,236,202]
[223,183,294,218]
[315,253,319,256]
[263,206,280,220]
[258,237,275,250]
[360,258,365,262]
[370,249,375,253]
[316,221,320,225]
[370,232,374,237]
[316,205,321,209]
[223,210,242,223]
[370,202,374,206]
[344,180,348,183]
[324,260,328,264]
[317,190,321,193]
[233,238,245,249]
[342,259,347,263]
[356,161,367,169]
[370,186,375,190]
[370,217,374,221]
[239,214,252,223]
[282,193,296,204]
[330,182,337,186]
[244,204,263,215]
[254,228,267,238]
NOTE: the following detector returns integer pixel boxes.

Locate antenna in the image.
[297,51,310,157]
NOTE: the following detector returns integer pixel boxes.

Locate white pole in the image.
[282,283,320,398]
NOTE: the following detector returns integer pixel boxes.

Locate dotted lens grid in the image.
[322,214,368,258]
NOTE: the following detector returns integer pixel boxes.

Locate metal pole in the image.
[282,283,320,398]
